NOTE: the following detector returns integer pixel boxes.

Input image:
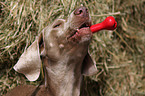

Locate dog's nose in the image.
[74,7,89,17]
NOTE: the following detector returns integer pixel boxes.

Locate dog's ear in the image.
[13,33,44,81]
[82,52,97,76]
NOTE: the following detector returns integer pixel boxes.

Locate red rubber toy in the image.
[90,16,117,33]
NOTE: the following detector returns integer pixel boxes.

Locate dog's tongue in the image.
[90,16,117,33]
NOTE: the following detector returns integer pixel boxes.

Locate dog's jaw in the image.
[67,27,92,43]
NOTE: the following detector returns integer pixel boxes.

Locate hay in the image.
[0,0,145,95]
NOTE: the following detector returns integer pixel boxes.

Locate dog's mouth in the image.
[67,22,91,41]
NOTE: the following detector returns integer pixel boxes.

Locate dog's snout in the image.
[74,7,89,17]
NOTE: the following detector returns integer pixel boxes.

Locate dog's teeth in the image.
[76,31,79,35]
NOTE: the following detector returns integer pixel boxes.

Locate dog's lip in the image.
[67,22,91,40]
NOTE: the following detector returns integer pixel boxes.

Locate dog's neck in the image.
[42,44,89,96]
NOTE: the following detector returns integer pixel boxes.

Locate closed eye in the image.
[53,23,62,28]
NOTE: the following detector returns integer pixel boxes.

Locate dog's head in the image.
[13,7,97,81]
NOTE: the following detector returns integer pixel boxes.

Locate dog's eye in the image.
[53,23,61,28]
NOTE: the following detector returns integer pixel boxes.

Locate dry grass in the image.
[0,0,145,96]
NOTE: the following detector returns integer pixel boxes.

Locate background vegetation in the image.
[0,0,145,95]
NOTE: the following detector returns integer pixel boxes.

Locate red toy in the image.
[90,16,117,33]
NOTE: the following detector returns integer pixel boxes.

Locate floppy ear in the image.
[13,33,44,81]
[82,52,97,76]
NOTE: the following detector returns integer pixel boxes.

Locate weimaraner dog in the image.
[6,6,97,96]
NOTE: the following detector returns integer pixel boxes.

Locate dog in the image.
[6,6,97,96]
